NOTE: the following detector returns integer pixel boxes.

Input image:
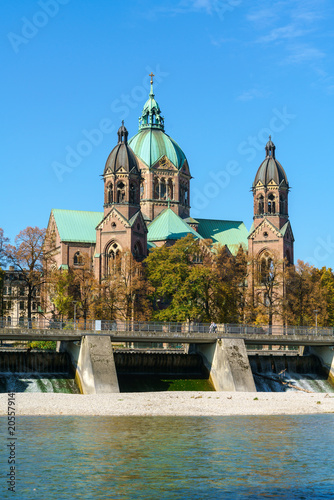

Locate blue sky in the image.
[2,0,334,268]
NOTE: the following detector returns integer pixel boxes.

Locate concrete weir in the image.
[193,339,256,392]
[59,336,119,394]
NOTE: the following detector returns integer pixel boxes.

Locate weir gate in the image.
[0,321,334,394]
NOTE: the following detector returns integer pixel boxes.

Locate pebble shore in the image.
[1,392,334,416]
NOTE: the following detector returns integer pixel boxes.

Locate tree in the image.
[215,245,248,323]
[145,235,218,322]
[48,269,75,320]
[285,260,327,326]
[72,258,98,327]
[4,227,46,321]
[320,267,334,326]
[249,251,287,326]
[102,251,153,322]
[0,228,9,267]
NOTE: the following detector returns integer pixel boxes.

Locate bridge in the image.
[0,320,334,346]
[1,319,333,395]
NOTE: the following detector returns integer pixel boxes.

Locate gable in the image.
[248,218,282,240]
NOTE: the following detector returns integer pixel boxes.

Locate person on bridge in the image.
[209,322,218,334]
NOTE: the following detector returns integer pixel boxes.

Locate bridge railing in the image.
[0,318,333,337]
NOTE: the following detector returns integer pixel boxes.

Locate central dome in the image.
[128,79,188,171]
[129,128,186,170]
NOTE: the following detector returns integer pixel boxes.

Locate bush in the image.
[27,341,57,350]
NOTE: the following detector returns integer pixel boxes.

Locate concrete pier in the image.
[59,336,119,394]
[193,339,256,392]
[309,345,334,384]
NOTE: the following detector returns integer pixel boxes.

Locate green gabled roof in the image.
[195,218,248,255]
[52,209,103,243]
[147,208,202,242]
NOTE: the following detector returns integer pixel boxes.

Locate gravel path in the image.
[1,392,334,416]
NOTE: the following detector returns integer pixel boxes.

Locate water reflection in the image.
[1,415,333,499]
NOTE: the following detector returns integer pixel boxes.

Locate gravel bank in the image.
[1,392,334,416]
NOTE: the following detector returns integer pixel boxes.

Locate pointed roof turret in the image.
[139,73,165,131]
[104,122,139,175]
[253,137,288,189]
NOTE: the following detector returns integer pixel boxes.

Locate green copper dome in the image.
[129,128,186,170]
[128,78,188,170]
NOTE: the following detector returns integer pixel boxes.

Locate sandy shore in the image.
[1,392,334,416]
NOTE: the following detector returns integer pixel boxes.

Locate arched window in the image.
[167,179,173,200]
[259,252,274,284]
[117,182,126,203]
[280,195,286,215]
[180,184,185,205]
[160,179,166,200]
[184,186,189,206]
[130,183,137,204]
[154,178,159,199]
[257,195,264,215]
[140,181,145,199]
[106,242,122,276]
[133,241,142,259]
[107,184,113,204]
[74,252,83,266]
[268,194,276,214]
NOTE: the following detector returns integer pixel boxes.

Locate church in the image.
[45,75,294,287]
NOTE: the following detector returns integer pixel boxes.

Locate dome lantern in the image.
[138,73,165,132]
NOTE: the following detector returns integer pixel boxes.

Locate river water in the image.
[1,415,333,499]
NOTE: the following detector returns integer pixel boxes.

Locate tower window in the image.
[74,252,83,266]
[130,183,137,204]
[117,182,126,203]
[257,195,264,215]
[280,195,286,215]
[133,241,142,259]
[268,194,276,214]
[106,242,122,276]
[107,184,113,204]
[167,178,174,200]
[258,252,274,284]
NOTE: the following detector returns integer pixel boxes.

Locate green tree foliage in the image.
[49,270,75,320]
[27,341,57,350]
[145,235,248,323]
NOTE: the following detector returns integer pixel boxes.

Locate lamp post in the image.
[314,309,319,334]
[73,301,77,330]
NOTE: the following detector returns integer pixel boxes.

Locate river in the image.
[1,415,333,499]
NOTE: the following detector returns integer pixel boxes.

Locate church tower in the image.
[248,137,294,265]
[94,123,147,281]
[248,137,294,325]
[128,74,191,222]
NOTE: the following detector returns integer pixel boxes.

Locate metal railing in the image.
[0,318,333,338]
